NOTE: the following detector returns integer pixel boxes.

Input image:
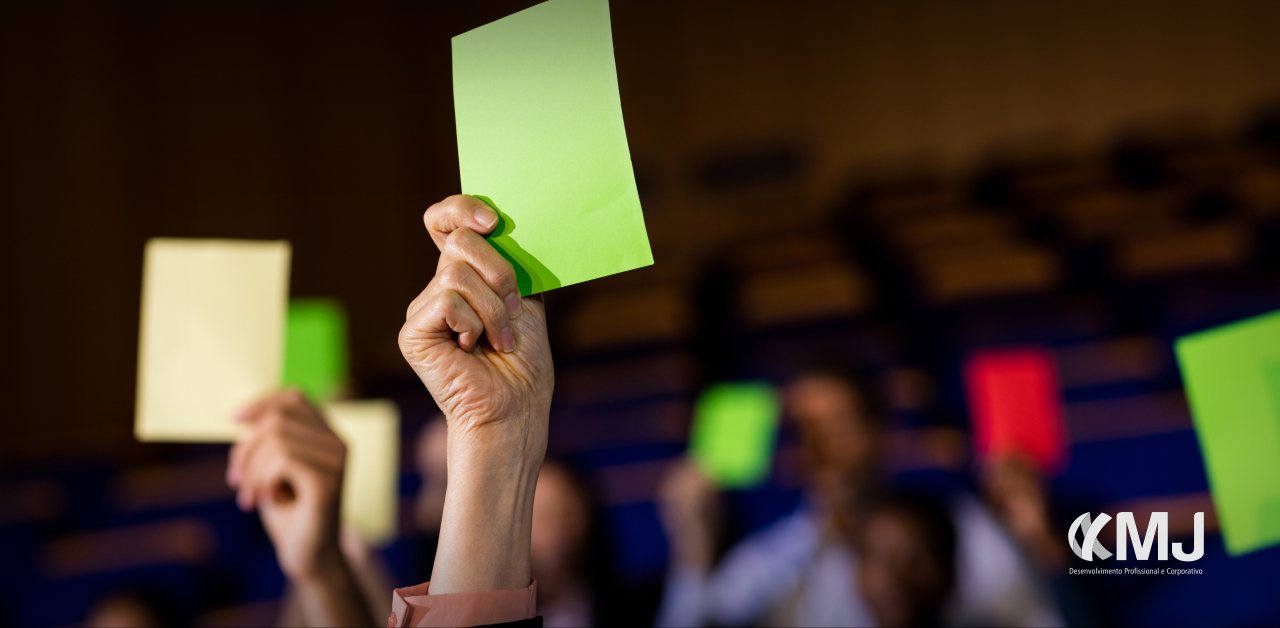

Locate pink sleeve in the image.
[387,579,536,628]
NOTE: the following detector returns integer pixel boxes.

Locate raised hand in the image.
[399,194,555,594]
[399,194,554,453]
[658,460,721,571]
[226,390,372,627]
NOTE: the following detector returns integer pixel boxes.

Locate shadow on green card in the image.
[475,195,561,296]
[284,298,349,403]
[689,382,781,489]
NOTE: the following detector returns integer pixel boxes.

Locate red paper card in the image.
[964,347,1068,473]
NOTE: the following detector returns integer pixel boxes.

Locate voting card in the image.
[135,238,291,442]
[452,0,653,295]
[964,347,1069,474]
[689,382,781,489]
[1177,309,1280,555]
[327,399,401,547]
[284,298,349,404]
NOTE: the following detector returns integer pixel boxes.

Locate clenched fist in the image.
[399,194,554,459]
[399,194,555,594]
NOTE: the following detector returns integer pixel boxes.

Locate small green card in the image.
[1176,309,1280,556]
[283,298,349,404]
[452,0,653,295]
[689,382,781,489]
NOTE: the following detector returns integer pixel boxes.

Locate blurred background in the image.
[6,0,1280,626]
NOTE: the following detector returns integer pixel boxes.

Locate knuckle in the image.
[423,201,443,226]
[263,412,287,437]
[495,263,518,293]
[442,290,469,317]
[442,229,468,256]
[437,260,467,288]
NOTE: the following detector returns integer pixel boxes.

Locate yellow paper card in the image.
[134,238,291,442]
[326,399,400,547]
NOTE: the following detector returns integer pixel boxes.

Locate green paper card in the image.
[284,298,349,404]
[689,382,781,489]
[1176,309,1280,555]
[452,0,653,295]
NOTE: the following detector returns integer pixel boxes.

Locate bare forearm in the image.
[430,431,542,594]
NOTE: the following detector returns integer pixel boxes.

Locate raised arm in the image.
[398,194,555,595]
[226,391,374,627]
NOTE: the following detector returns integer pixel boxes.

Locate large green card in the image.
[283,298,349,404]
[1176,309,1280,555]
[689,382,781,489]
[452,0,652,295]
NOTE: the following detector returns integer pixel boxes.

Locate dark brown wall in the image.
[0,1,544,461]
[5,0,1280,464]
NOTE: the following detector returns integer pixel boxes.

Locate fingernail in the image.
[505,292,521,317]
[501,327,515,353]
[474,206,497,229]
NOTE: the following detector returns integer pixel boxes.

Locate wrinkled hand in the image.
[227,390,345,582]
[399,194,553,461]
[658,460,720,570]
[399,194,555,594]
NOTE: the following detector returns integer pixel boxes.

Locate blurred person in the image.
[531,461,595,627]
[982,458,1097,627]
[413,416,450,583]
[854,494,956,628]
[83,587,186,628]
[655,364,1064,627]
[415,416,450,537]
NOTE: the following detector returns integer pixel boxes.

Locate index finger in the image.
[423,194,500,251]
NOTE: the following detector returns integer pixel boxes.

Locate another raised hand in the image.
[226,390,372,627]
[658,460,721,571]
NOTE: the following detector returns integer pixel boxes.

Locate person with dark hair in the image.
[854,494,956,628]
[655,362,1064,627]
[655,365,887,627]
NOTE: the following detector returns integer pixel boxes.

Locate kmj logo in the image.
[1068,512,1204,562]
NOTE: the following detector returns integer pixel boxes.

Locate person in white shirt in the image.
[655,364,1064,627]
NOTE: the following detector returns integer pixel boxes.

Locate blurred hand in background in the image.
[226,390,371,627]
[658,460,720,571]
[982,456,1064,572]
